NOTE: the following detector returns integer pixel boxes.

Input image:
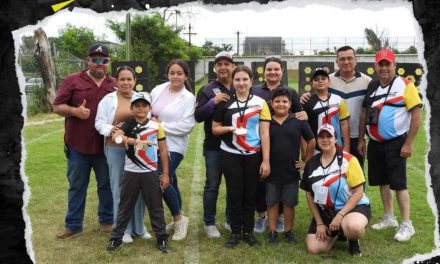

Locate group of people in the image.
[52,43,422,256]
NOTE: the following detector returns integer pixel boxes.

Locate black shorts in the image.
[367,135,407,190]
[266,181,299,207]
[307,204,371,236]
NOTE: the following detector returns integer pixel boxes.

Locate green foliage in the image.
[26,84,52,115]
[401,45,418,54]
[107,13,203,88]
[57,24,97,59]
[355,47,376,55]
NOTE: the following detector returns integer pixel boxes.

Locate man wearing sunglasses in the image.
[53,44,116,240]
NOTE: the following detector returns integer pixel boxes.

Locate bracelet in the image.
[317,224,325,226]
[338,212,345,217]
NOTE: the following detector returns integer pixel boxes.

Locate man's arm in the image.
[357,108,367,157]
[53,99,90,119]
[400,107,421,158]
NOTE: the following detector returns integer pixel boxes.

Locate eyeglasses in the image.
[91,57,110,65]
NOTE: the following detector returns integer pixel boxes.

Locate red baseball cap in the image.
[375,48,395,63]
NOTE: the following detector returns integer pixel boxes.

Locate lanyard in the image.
[235,93,251,127]
[318,93,331,123]
[372,76,397,108]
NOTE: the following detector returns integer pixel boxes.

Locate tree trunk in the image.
[34,27,56,111]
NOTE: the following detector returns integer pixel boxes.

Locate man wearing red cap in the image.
[53,44,115,239]
[358,48,422,241]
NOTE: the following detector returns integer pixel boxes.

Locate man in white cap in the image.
[358,48,422,241]
[195,51,235,237]
[53,43,115,239]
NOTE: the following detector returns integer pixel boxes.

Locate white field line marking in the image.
[25,128,64,145]
[24,117,63,126]
[184,124,203,264]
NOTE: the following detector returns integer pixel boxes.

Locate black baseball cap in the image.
[88,44,110,57]
[311,68,329,79]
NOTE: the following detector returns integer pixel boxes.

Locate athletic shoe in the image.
[276,216,285,233]
[394,222,415,241]
[225,233,241,248]
[106,238,123,252]
[141,231,152,240]
[172,215,189,240]
[284,231,296,244]
[166,222,174,234]
[348,240,362,256]
[122,233,133,243]
[156,237,169,253]
[204,225,221,238]
[55,229,83,240]
[224,222,231,232]
[267,231,278,244]
[254,216,267,233]
[371,216,398,230]
[242,232,260,246]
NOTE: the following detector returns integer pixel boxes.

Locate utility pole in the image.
[183,23,197,46]
[236,31,240,56]
[126,13,131,60]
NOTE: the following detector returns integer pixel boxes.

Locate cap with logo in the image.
[317,124,335,137]
[375,48,395,63]
[214,51,233,64]
[88,44,110,57]
[130,92,151,106]
[311,68,329,79]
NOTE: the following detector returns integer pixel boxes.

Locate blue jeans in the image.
[203,149,229,226]
[159,151,184,216]
[65,145,113,231]
[105,145,146,236]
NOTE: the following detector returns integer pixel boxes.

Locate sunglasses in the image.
[91,57,110,65]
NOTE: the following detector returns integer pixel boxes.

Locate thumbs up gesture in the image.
[75,99,91,119]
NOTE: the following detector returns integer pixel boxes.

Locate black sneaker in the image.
[157,240,168,253]
[348,240,362,256]
[267,231,278,244]
[242,232,260,246]
[284,231,296,244]
[225,233,241,248]
[106,238,123,252]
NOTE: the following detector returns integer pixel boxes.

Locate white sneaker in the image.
[276,216,285,233]
[394,223,415,241]
[224,223,231,232]
[371,216,398,230]
[172,215,189,241]
[122,233,133,243]
[204,225,220,238]
[166,222,174,234]
[141,231,152,240]
[254,216,267,233]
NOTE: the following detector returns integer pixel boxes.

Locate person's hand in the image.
[160,174,170,190]
[329,213,343,234]
[300,92,311,104]
[357,138,366,157]
[294,111,308,121]
[400,142,413,158]
[316,224,328,241]
[259,160,270,180]
[213,93,230,105]
[75,100,90,119]
[295,160,305,171]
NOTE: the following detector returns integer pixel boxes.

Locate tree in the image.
[107,13,203,88]
[364,27,393,52]
[56,24,97,59]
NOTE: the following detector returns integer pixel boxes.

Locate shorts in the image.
[307,204,371,236]
[266,181,299,207]
[367,135,407,190]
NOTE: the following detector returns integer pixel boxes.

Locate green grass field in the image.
[24,80,435,263]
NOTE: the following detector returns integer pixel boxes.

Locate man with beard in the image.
[53,44,115,240]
